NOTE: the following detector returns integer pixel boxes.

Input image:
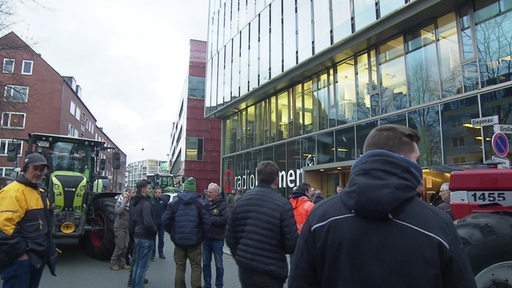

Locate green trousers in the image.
[174,244,202,288]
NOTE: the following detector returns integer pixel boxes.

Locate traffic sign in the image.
[492,132,509,157]
[471,115,498,127]
[494,124,512,134]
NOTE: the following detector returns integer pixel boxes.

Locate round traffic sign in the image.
[492,132,509,157]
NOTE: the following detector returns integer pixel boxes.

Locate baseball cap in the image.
[23,153,50,171]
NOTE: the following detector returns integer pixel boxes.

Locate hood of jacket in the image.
[178,191,200,205]
[290,187,309,199]
[131,194,149,207]
[340,150,422,219]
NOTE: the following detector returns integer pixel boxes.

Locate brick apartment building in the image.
[0,31,125,190]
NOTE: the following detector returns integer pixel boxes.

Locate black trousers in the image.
[238,266,284,288]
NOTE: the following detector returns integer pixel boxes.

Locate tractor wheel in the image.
[455,213,512,288]
[81,197,116,260]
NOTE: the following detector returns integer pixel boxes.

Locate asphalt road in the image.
[2,238,244,288]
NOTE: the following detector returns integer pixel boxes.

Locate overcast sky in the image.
[10,0,209,163]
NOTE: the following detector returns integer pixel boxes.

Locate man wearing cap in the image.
[162,177,211,288]
[0,153,58,288]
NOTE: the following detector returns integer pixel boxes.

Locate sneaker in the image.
[120,264,130,270]
[110,265,120,271]
[159,255,165,259]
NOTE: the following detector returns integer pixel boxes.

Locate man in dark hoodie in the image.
[130,179,156,288]
[162,177,211,288]
[0,153,57,288]
[288,124,476,288]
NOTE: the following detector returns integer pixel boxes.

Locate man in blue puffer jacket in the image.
[162,177,211,288]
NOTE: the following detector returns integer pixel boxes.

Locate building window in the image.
[0,139,22,157]
[186,137,204,160]
[21,60,33,75]
[2,58,14,73]
[4,85,29,102]
[69,101,80,120]
[1,112,26,129]
[68,124,78,137]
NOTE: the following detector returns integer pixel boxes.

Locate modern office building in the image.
[168,40,221,192]
[205,0,512,197]
[125,159,168,188]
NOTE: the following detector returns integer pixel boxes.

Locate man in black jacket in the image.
[202,182,228,288]
[130,179,156,288]
[227,160,297,288]
[288,125,476,288]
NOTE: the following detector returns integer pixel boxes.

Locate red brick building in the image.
[0,31,125,188]
[169,39,221,192]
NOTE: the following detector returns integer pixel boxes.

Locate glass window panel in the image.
[247,106,255,149]
[408,106,442,166]
[287,140,302,188]
[240,27,249,95]
[474,0,499,25]
[262,145,274,161]
[217,48,225,102]
[336,60,357,124]
[332,0,352,43]
[224,41,232,104]
[462,61,479,92]
[275,142,287,196]
[283,0,296,71]
[270,0,283,78]
[292,84,303,137]
[441,96,481,165]
[255,101,265,146]
[2,59,14,73]
[379,36,408,114]
[260,6,271,83]
[475,10,512,88]
[313,0,331,53]
[205,59,214,113]
[249,19,259,90]
[356,53,372,120]
[301,136,316,166]
[277,90,289,141]
[406,24,440,106]
[355,121,378,157]
[232,34,241,98]
[317,131,334,164]
[303,81,317,134]
[438,13,462,98]
[335,126,356,162]
[22,60,33,75]
[297,0,312,63]
[379,0,405,17]
[269,96,277,143]
[314,73,330,131]
[327,69,336,128]
[480,87,512,161]
[460,5,475,60]
[379,113,406,126]
[222,155,234,191]
[354,0,376,31]
[224,0,232,45]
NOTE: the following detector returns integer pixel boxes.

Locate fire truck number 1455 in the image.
[470,192,506,203]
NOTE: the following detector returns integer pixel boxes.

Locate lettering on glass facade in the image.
[223,167,304,192]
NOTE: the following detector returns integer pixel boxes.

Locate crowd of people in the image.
[0,124,477,288]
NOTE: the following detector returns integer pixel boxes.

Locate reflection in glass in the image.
[303,81,317,134]
[438,13,462,97]
[379,0,405,18]
[287,140,301,176]
[354,0,376,31]
[313,0,331,53]
[317,132,334,164]
[441,97,481,164]
[334,126,356,162]
[332,0,352,43]
[475,10,512,88]
[355,121,378,157]
[255,101,265,147]
[275,143,287,196]
[277,91,290,141]
[356,53,371,120]
[462,61,479,92]
[379,36,408,114]
[296,84,304,136]
[336,60,357,125]
[480,88,512,161]
[409,106,441,167]
[314,73,330,131]
[247,106,255,149]
[301,136,316,166]
[379,114,406,126]
[297,0,312,63]
[270,0,283,78]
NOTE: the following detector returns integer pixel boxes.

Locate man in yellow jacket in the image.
[0,153,57,288]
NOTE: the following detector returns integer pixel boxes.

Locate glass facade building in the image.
[205,0,512,197]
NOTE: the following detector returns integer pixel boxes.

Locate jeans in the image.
[132,238,154,288]
[174,244,202,288]
[152,223,165,257]
[0,259,44,288]
[202,238,224,287]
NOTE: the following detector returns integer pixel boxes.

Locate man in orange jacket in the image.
[289,182,315,266]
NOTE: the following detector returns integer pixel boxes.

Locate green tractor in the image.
[16,133,121,260]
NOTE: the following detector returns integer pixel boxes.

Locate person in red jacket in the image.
[289,183,315,266]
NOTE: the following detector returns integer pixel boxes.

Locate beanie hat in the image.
[23,153,50,172]
[183,177,196,192]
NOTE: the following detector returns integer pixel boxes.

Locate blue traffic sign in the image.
[492,132,509,157]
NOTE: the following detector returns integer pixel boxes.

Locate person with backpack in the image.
[162,177,211,288]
